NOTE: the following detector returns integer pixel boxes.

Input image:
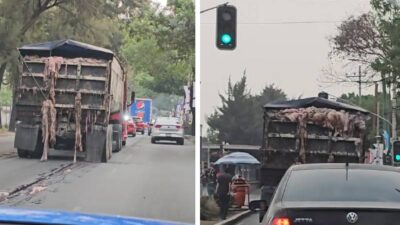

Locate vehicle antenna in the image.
[346,148,349,181]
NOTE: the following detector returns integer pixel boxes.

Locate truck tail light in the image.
[155,125,161,128]
[272,218,290,225]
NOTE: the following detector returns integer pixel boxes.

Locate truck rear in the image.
[260,94,369,189]
[14,39,131,162]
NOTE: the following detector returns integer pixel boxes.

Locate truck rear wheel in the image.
[17,148,28,158]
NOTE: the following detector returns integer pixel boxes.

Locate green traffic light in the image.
[221,33,232,45]
[396,154,400,161]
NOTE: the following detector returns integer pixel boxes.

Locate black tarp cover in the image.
[18,39,114,60]
[264,97,368,113]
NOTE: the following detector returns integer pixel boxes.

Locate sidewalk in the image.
[201,184,261,225]
[0,130,14,137]
[184,135,195,143]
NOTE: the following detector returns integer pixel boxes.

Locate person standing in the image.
[216,165,232,220]
[206,167,216,199]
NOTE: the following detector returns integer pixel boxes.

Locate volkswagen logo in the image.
[346,212,358,224]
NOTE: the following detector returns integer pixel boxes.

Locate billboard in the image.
[130,98,152,124]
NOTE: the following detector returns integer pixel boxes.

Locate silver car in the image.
[151,117,184,145]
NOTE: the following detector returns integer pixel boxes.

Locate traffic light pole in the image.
[200,2,229,14]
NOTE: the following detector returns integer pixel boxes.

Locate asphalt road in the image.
[234,212,259,225]
[0,134,195,224]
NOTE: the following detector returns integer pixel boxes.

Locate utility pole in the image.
[346,65,365,106]
[392,74,397,141]
[374,82,378,136]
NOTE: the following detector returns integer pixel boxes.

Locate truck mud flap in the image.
[14,123,40,152]
[85,125,112,162]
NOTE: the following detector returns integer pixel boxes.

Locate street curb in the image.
[0,132,14,137]
[214,210,252,225]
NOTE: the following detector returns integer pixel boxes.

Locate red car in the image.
[127,117,137,137]
[133,116,145,134]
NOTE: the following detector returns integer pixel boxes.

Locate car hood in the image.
[281,201,400,210]
[0,207,190,225]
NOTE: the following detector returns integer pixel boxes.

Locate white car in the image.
[151,117,184,145]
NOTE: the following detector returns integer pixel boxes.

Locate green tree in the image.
[121,0,194,95]
[207,75,287,145]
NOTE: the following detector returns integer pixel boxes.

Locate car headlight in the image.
[123,115,130,121]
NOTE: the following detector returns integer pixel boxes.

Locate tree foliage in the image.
[207,75,287,145]
[121,0,194,95]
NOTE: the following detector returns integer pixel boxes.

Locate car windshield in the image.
[282,169,400,202]
[1,0,195,223]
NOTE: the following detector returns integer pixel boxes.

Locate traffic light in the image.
[216,5,237,50]
[393,141,400,163]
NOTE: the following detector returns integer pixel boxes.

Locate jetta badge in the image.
[346,212,358,224]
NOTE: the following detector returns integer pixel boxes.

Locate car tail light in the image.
[155,125,161,128]
[272,218,290,225]
[176,125,181,129]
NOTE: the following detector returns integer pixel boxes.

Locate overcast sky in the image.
[200,0,373,128]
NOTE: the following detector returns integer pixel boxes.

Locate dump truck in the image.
[14,39,133,162]
[259,93,369,190]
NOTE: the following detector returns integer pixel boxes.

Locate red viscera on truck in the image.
[14,39,134,162]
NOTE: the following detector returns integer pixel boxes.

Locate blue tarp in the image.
[215,152,260,165]
[18,39,114,60]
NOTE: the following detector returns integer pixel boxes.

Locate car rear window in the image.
[133,117,142,122]
[282,168,400,202]
[156,117,180,124]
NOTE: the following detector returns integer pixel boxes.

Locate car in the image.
[250,163,400,225]
[133,116,145,134]
[0,207,184,225]
[151,117,184,145]
[127,117,137,137]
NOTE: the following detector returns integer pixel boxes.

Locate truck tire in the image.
[112,124,122,152]
[177,138,184,145]
[101,125,113,163]
[17,148,28,158]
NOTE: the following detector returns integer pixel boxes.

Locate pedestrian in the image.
[206,167,216,199]
[200,170,208,196]
[216,165,232,220]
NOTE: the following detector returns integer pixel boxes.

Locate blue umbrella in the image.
[214,152,260,165]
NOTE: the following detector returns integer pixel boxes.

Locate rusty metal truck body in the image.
[259,96,369,187]
[14,40,129,162]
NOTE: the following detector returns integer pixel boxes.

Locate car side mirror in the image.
[249,200,268,223]
[131,91,135,103]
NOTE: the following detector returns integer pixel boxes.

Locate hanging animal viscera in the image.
[277,107,364,137]
[41,100,56,161]
[73,93,82,163]
[43,57,63,103]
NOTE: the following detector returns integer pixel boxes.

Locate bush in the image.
[200,196,219,220]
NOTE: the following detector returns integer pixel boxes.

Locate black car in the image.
[250,163,400,225]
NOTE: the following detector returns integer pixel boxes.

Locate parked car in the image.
[132,116,145,134]
[250,163,400,225]
[126,117,136,137]
[151,117,184,145]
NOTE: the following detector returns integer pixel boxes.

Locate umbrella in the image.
[214,152,261,165]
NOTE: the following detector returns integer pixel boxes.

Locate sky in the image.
[200,0,373,127]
